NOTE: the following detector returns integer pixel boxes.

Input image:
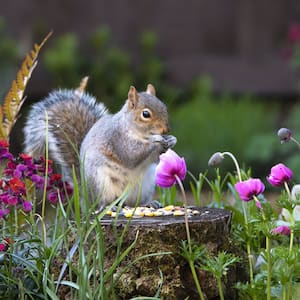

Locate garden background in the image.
[1,0,300,182]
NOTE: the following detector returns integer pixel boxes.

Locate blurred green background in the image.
[1,1,300,182]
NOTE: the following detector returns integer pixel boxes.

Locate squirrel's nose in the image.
[161,124,170,134]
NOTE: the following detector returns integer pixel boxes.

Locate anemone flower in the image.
[267,163,293,187]
[235,178,265,202]
[155,149,187,188]
[271,225,291,236]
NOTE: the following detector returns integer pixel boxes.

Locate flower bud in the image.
[271,225,291,236]
[235,178,265,202]
[277,128,292,144]
[267,163,293,187]
[155,149,187,188]
[208,152,224,167]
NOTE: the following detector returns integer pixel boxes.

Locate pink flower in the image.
[47,192,59,204]
[0,139,13,161]
[267,163,293,187]
[255,200,262,209]
[235,178,265,202]
[0,238,12,252]
[22,201,32,212]
[0,243,7,251]
[155,149,187,188]
[31,174,45,189]
[288,23,300,44]
[271,225,291,236]
[0,208,9,219]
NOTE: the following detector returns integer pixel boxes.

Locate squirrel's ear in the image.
[146,84,156,96]
[128,86,139,109]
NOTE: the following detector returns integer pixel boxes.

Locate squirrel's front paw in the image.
[162,135,177,149]
[152,134,177,151]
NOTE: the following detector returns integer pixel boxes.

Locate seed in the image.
[136,211,145,217]
[125,211,133,218]
[164,205,174,211]
[173,210,185,216]
[153,211,163,216]
[144,211,155,217]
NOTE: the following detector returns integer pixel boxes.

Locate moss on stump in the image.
[101,207,243,299]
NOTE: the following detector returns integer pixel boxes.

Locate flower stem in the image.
[283,181,293,299]
[284,181,291,199]
[291,136,300,150]
[282,285,287,300]
[266,236,271,300]
[217,277,225,300]
[222,152,242,182]
[175,175,205,300]
[175,174,191,253]
[189,260,205,300]
[242,201,255,299]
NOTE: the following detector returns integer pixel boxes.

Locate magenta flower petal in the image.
[267,163,293,187]
[0,243,7,251]
[0,208,10,219]
[22,201,32,213]
[288,23,300,44]
[271,225,291,235]
[155,149,187,188]
[235,178,265,202]
[47,192,59,204]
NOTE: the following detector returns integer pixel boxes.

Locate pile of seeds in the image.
[105,205,201,218]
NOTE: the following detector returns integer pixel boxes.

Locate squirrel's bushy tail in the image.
[23,89,107,181]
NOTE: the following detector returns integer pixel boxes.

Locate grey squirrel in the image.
[23,79,177,207]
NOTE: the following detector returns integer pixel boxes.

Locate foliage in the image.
[172,77,279,177]
[0,24,293,181]
[43,27,180,112]
[0,32,52,139]
[204,139,300,300]
[0,18,21,100]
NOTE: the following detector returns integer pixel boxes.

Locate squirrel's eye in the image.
[141,109,152,119]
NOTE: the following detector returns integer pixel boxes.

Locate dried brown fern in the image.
[0,31,52,139]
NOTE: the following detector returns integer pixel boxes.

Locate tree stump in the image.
[101,207,244,299]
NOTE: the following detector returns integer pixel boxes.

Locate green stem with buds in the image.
[175,174,205,300]
[284,181,293,299]
[266,235,271,300]
[222,151,242,182]
[224,151,256,299]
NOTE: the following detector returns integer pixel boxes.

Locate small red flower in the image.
[9,177,25,193]
[4,238,12,245]
[0,140,10,148]
[19,153,32,161]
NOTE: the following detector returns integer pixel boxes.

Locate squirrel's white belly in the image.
[95,161,156,206]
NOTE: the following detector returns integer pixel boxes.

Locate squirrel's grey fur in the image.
[23,84,176,207]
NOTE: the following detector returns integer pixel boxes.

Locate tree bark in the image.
[101,207,244,299]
